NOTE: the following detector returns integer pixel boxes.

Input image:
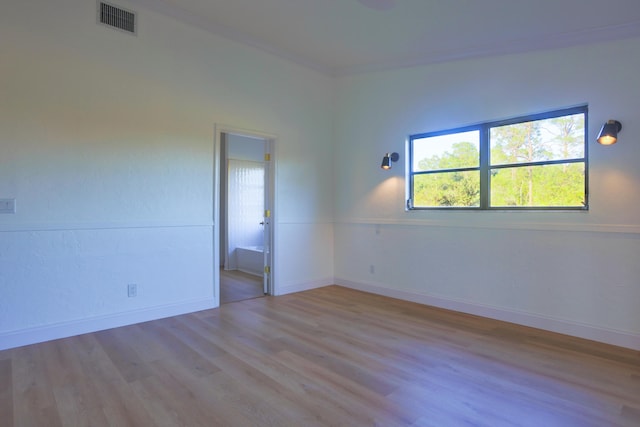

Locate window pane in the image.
[490,113,585,166]
[490,163,585,207]
[413,171,480,207]
[413,130,480,172]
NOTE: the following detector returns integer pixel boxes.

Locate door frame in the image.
[213,124,276,307]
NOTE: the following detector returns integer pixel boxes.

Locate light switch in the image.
[0,198,16,214]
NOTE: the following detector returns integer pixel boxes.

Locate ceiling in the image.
[130,0,640,76]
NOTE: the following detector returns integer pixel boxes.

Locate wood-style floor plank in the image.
[0,358,13,426]
[220,269,263,304]
[93,327,153,383]
[2,285,640,426]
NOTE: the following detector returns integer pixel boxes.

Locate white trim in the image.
[213,125,221,308]
[214,125,278,143]
[277,219,334,225]
[335,278,640,351]
[337,21,640,76]
[0,222,213,233]
[214,124,278,301]
[127,0,640,77]
[128,0,333,75]
[0,298,215,351]
[335,217,640,235]
[275,277,334,296]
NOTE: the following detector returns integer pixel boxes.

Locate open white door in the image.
[214,125,275,306]
[262,140,272,295]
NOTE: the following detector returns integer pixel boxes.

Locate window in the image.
[408,106,587,210]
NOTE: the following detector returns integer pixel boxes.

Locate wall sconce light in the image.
[381,152,399,170]
[597,120,622,145]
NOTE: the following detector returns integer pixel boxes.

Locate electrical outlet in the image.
[0,198,16,214]
[369,265,375,274]
[127,283,137,297]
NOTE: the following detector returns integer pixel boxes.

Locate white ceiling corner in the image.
[128,0,640,76]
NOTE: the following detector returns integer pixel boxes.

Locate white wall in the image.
[3,0,637,352]
[333,38,640,350]
[0,0,334,350]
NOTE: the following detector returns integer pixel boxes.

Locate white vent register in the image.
[98,1,137,35]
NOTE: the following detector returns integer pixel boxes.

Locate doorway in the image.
[214,127,274,305]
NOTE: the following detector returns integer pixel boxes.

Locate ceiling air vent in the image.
[98,2,137,35]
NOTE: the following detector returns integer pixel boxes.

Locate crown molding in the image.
[127,0,640,78]
[127,0,333,75]
[335,20,640,76]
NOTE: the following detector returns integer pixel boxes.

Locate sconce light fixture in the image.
[381,152,399,170]
[597,120,622,145]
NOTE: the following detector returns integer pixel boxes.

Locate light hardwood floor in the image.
[220,269,264,304]
[1,285,639,426]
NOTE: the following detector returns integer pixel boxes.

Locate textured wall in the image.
[333,38,640,349]
[0,0,334,349]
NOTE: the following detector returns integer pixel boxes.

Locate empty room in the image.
[1,0,639,425]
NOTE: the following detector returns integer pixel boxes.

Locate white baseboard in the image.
[0,298,216,351]
[276,277,334,296]
[335,278,640,351]
[6,281,638,352]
